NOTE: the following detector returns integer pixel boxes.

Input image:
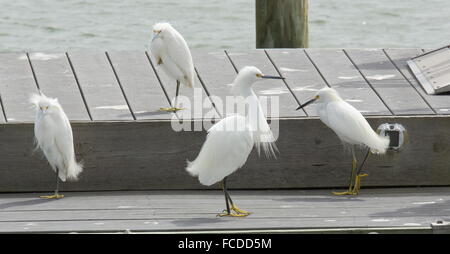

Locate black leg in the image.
[356,148,371,175]
[55,168,60,196]
[173,80,180,108]
[224,179,235,207]
[350,148,371,195]
[222,177,231,214]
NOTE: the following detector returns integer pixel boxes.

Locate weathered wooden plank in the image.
[266,49,327,116]
[0,188,448,233]
[344,49,434,115]
[191,50,238,118]
[0,115,449,192]
[28,52,91,121]
[226,49,306,117]
[3,188,448,211]
[148,52,219,120]
[305,49,392,116]
[67,51,133,121]
[384,48,450,114]
[1,205,447,222]
[0,53,39,122]
[0,216,436,233]
[106,51,173,120]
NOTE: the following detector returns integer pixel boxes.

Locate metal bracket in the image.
[377,123,406,151]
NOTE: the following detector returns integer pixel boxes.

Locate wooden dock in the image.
[0,48,449,233]
[0,48,449,193]
[0,187,449,233]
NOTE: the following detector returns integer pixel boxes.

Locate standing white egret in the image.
[297,87,390,195]
[31,93,83,199]
[186,66,283,217]
[150,22,194,112]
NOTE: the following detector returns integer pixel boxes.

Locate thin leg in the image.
[225,186,251,216]
[352,148,370,194]
[223,179,231,215]
[217,177,250,217]
[159,80,184,112]
[40,168,64,199]
[173,80,180,108]
[333,145,358,196]
[55,167,60,196]
[356,148,370,176]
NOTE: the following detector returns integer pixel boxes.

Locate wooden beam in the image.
[0,116,449,192]
[256,0,309,48]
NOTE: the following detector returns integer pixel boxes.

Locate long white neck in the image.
[231,73,254,96]
[230,79,277,158]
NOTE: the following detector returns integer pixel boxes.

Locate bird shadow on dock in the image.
[368,199,450,221]
[0,198,55,210]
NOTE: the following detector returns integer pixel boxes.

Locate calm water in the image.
[0,0,449,51]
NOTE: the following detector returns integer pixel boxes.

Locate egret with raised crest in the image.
[31,93,83,199]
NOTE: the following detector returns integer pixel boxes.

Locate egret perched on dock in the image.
[297,87,390,195]
[31,93,83,199]
[150,22,194,112]
[186,66,283,217]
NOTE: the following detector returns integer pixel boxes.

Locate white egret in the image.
[150,22,194,112]
[31,93,83,199]
[186,66,283,217]
[297,87,390,195]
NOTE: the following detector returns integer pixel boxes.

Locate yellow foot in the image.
[351,173,369,195]
[40,194,64,199]
[159,107,184,112]
[332,190,357,196]
[231,205,251,215]
[333,173,369,196]
[217,210,249,217]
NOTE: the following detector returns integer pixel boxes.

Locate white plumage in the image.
[186,66,278,186]
[186,66,282,217]
[314,87,389,153]
[31,93,82,182]
[297,87,389,195]
[186,114,253,186]
[150,22,194,88]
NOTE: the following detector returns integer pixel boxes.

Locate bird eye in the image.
[256,73,262,77]
[315,95,320,99]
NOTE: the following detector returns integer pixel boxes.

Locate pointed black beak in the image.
[296,97,317,110]
[261,75,285,80]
